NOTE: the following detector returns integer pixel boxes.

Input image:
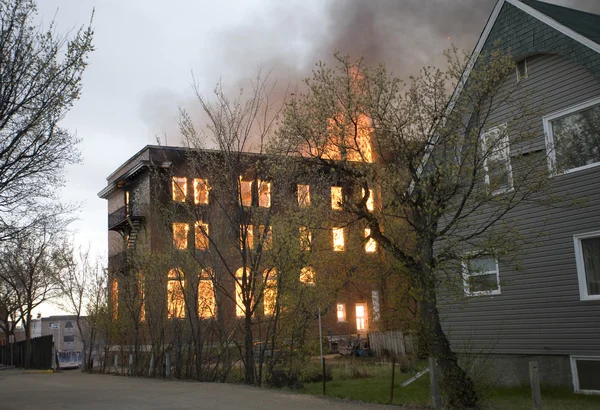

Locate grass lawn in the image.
[296,359,600,409]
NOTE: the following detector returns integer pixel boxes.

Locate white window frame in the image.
[573,231,600,301]
[481,123,513,195]
[570,356,600,395]
[462,255,501,297]
[543,97,600,176]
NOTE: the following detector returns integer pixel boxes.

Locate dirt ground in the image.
[0,368,396,409]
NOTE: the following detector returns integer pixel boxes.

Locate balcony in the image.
[108,204,143,231]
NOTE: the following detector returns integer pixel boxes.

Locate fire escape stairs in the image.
[126,218,141,250]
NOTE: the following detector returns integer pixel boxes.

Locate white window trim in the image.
[462,256,501,297]
[543,97,600,176]
[482,123,513,195]
[573,231,600,301]
[570,356,600,395]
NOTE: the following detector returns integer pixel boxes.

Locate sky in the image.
[34,0,600,315]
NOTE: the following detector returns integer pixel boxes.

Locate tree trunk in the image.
[418,240,478,408]
[24,321,31,368]
[244,313,254,384]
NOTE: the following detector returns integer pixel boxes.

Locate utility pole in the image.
[318,308,323,364]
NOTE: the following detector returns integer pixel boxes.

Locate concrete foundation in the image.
[459,353,572,388]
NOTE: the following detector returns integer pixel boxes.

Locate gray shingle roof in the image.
[521,0,600,45]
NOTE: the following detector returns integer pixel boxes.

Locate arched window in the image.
[198,269,215,319]
[235,267,250,317]
[263,269,277,316]
[167,268,185,319]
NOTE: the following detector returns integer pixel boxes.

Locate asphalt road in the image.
[0,369,395,409]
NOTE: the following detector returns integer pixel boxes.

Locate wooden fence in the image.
[0,335,53,369]
[369,330,414,358]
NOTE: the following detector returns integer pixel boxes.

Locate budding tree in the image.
[273,50,547,407]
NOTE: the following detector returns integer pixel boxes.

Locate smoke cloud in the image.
[161,0,600,146]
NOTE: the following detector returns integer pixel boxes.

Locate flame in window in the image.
[361,188,374,211]
[355,303,367,331]
[111,278,118,320]
[365,228,377,253]
[331,186,343,210]
[173,223,189,249]
[336,303,346,322]
[239,178,253,207]
[167,269,185,319]
[299,226,312,251]
[240,225,254,250]
[236,267,251,317]
[297,184,310,207]
[259,225,272,250]
[198,269,215,319]
[194,178,209,205]
[258,180,271,208]
[263,269,277,316]
[138,272,145,322]
[172,177,187,202]
[333,227,345,251]
[195,221,209,250]
[300,267,315,285]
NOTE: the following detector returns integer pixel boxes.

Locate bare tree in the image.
[0,0,93,239]
[56,244,104,371]
[0,221,67,367]
[274,50,549,407]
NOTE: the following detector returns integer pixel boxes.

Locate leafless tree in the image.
[56,244,104,371]
[0,221,67,367]
[0,0,93,240]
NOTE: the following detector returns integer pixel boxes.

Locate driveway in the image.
[0,369,395,409]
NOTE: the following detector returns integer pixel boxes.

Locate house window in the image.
[571,356,600,394]
[63,335,75,343]
[361,188,374,211]
[259,225,272,250]
[331,186,343,210]
[300,267,315,285]
[463,257,501,296]
[574,232,600,301]
[365,228,377,253]
[299,226,312,251]
[195,221,209,250]
[544,98,600,174]
[516,58,528,81]
[240,224,254,250]
[298,184,310,207]
[198,269,215,319]
[355,303,367,332]
[263,270,277,316]
[173,223,189,249]
[193,178,209,205]
[332,227,345,251]
[336,303,346,322]
[258,180,271,208]
[235,268,251,317]
[482,124,513,194]
[172,177,187,202]
[372,290,380,321]
[167,269,186,319]
[239,179,253,206]
[64,321,73,329]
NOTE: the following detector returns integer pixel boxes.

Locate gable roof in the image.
[521,0,600,46]
[452,0,600,110]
